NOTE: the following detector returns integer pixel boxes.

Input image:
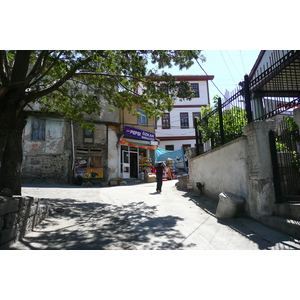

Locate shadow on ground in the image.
[11,197,191,250]
[181,190,300,250]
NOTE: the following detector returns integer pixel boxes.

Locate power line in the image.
[190,51,227,99]
[220,50,236,84]
[239,50,246,74]
[226,50,242,78]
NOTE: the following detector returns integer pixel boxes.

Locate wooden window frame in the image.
[162,113,171,129]
[31,117,46,141]
[180,112,189,128]
[191,83,200,97]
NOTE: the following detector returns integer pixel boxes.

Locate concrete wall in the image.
[189,120,276,219]
[190,137,249,201]
[107,125,119,180]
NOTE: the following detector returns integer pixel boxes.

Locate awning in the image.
[119,138,157,150]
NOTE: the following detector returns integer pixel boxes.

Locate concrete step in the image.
[274,203,300,221]
[260,215,300,239]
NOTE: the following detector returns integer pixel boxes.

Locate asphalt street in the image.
[10,179,300,250]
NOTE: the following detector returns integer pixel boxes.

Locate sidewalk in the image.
[9,180,300,250]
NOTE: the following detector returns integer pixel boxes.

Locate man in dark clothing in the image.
[155,161,165,193]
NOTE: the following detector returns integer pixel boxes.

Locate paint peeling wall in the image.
[22,116,71,183]
[23,116,66,155]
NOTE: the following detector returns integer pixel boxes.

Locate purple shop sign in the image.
[124,126,155,141]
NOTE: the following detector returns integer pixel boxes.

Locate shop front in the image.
[119,126,157,179]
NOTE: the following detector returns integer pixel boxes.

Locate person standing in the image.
[155,161,165,193]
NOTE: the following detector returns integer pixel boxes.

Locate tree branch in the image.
[11,50,31,83]
[75,71,146,81]
[26,50,49,82]
[27,51,64,88]
[24,55,94,104]
[0,51,10,85]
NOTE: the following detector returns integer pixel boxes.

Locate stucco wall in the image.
[22,116,71,183]
[190,137,249,201]
[107,126,119,180]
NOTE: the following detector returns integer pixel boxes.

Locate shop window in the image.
[165,145,174,151]
[32,118,45,141]
[180,113,189,128]
[162,113,170,129]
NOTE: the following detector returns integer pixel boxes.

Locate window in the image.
[193,112,201,127]
[191,83,199,97]
[32,118,45,140]
[162,113,170,129]
[161,84,168,94]
[83,129,93,143]
[180,113,189,128]
[182,144,191,153]
[84,129,93,138]
[165,145,174,151]
[138,108,148,125]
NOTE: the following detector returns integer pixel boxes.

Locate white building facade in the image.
[155,75,214,152]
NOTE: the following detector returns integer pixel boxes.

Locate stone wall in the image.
[0,195,49,249]
[22,154,70,183]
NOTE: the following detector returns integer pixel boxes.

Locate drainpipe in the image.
[70,121,75,171]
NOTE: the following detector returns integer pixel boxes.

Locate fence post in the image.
[218,97,225,145]
[244,74,253,123]
[194,117,200,156]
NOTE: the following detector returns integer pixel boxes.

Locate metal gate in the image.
[269,117,300,203]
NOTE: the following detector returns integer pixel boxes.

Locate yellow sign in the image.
[74,168,103,178]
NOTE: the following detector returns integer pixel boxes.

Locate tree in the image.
[198,95,247,148]
[0,50,204,194]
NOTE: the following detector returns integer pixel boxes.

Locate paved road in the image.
[11,180,300,250]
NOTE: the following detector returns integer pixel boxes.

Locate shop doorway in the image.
[121,146,139,179]
[130,152,138,178]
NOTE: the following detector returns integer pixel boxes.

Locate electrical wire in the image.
[220,50,236,84]
[226,50,242,78]
[239,50,246,74]
[190,51,227,99]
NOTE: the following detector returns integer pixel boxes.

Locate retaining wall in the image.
[0,195,49,249]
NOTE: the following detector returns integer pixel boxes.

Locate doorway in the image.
[130,152,138,178]
[120,145,139,179]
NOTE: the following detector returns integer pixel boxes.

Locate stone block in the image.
[0,199,19,216]
[0,227,18,245]
[216,192,245,218]
[4,213,17,229]
[0,216,4,230]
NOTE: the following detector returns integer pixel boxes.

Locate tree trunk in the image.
[0,106,17,163]
[0,111,27,195]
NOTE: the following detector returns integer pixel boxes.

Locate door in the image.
[130,152,138,178]
[122,150,130,179]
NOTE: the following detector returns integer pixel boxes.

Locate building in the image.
[21,91,157,184]
[118,103,157,179]
[22,92,120,184]
[155,75,214,152]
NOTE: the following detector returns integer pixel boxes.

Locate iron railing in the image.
[195,50,300,154]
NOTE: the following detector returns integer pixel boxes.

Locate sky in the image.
[159,50,261,101]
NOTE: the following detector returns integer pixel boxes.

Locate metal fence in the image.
[195,75,252,153]
[195,50,300,154]
[269,117,300,203]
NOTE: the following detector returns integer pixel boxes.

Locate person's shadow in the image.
[149,191,161,195]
